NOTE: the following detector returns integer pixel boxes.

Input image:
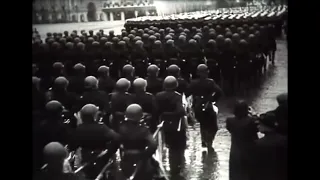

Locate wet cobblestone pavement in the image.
[163,39,287,180]
[33,22,287,180]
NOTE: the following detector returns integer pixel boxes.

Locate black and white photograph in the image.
[32,0,288,180]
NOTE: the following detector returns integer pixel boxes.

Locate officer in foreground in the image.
[186,64,223,150]
[132,78,158,133]
[69,104,120,179]
[117,104,158,180]
[252,112,288,180]
[33,142,85,180]
[156,76,187,150]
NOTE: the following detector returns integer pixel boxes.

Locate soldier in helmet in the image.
[131,40,148,78]
[167,64,189,94]
[131,78,158,133]
[236,39,252,94]
[164,39,181,67]
[186,39,204,79]
[69,104,120,179]
[68,63,86,96]
[185,64,223,150]
[77,76,110,121]
[109,78,134,131]
[45,76,78,115]
[204,39,221,84]
[97,66,116,94]
[117,104,158,180]
[33,142,85,180]
[155,76,187,150]
[149,40,166,77]
[146,64,163,95]
[33,76,46,124]
[33,101,71,172]
[122,64,137,93]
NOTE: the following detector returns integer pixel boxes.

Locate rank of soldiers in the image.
[125,5,287,29]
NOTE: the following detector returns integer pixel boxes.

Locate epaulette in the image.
[145,92,153,96]
[174,91,181,96]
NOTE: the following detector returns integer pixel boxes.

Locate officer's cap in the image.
[125,104,143,122]
[116,78,131,91]
[43,142,67,163]
[45,100,63,114]
[163,76,178,90]
[54,76,69,88]
[133,78,147,90]
[80,104,99,119]
[84,76,98,89]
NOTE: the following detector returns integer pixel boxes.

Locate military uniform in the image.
[156,77,186,150]
[33,101,71,172]
[117,104,158,180]
[69,104,119,179]
[185,65,223,148]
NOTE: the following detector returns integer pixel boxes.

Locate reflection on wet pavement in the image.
[162,40,287,180]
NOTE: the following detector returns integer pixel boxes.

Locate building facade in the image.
[32,0,156,24]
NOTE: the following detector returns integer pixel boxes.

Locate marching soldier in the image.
[33,142,85,180]
[132,78,158,133]
[77,76,110,123]
[97,65,116,94]
[185,64,223,150]
[45,76,78,115]
[149,40,166,77]
[33,101,71,172]
[109,78,134,131]
[131,40,148,78]
[117,104,158,180]
[69,104,120,179]
[146,64,163,95]
[122,64,137,93]
[156,76,187,150]
[167,64,189,94]
[68,63,86,96]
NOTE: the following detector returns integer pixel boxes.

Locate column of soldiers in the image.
[32,14,285,180]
